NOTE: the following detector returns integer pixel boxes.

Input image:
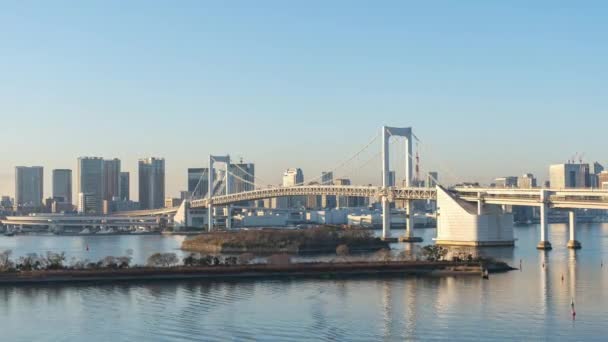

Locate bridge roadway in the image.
[114,186,608,217]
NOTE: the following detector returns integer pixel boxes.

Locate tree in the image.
[0,250,13,271]
[374,249,392,263]
[17,253,42,271]
[116,256,132,268]
[336,244,350,257]
[102,256,119,269]
[183,253,199,267]
[45,252,66,270]
[147,253,179,267]
[421,245,448,261]
[223,256,238,266]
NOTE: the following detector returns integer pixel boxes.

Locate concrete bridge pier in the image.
[226,205,232,229]
[399,200,423,243]
[207,204,213,232]
[567,211,582,249]
[537,190,552,250]
[381,197,392,240]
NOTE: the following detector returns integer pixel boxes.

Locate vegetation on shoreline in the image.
[182,226,389,254]
[0,242,507,275]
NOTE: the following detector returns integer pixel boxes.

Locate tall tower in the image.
[77,157,104,214]
[52,169,72,204]
[138,158,165,210]
[103,158,121,201]
[15,166,44,208]
[119,172,130,201]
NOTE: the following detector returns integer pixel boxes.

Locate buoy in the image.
[571,298,576,320]
[482,269,489,279]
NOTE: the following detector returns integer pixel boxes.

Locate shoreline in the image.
[0,261,514,286]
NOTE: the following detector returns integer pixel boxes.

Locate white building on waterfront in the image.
[435,186,514,246]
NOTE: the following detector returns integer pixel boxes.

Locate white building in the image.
[78,193,100,214]
[549,164,589,189]
[282,168,304,187]
[435,187,514,246]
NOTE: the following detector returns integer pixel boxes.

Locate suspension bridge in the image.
[115,125,608,250]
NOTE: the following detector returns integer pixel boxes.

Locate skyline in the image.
[2,1,608,198]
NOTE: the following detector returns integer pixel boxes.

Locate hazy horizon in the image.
[2,1,607,200]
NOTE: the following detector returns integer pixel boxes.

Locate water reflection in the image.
[0,225,607,341]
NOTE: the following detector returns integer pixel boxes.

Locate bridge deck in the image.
[113,186,608,216]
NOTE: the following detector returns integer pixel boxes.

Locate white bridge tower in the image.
[208,155,231,231]
[381,126,420,242]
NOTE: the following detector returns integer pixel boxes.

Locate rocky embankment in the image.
[0,260,515,285]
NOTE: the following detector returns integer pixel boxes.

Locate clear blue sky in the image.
[1,1,607,199]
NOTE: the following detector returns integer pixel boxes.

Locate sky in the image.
[1,1,607,200]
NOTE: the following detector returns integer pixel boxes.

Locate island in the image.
[181,226,389,254]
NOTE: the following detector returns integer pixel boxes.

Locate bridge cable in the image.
[293,132,381,186]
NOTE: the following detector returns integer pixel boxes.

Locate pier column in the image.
[399,200,423,242]
[382,197,391,239]
[567,211,581,249]
[537,190,552,250]
[208,155,214,232]
[208,205,213,232]
[226,205,232,229]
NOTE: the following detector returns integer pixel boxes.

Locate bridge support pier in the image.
[399,200,423,243]
[226,205,232,229]
[208,204,213,232]
[381,197,393,240]
[536,194,552,250]
[567,211,581,249]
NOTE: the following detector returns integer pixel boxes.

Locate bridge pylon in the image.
[208,155,231,232]
[381,126,420,242]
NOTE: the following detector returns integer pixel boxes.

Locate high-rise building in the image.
[0,196,12,209]
[52,169,72,204]
[598,171,608,189]
[15,166,44,208]
[549,163,589,189]
[139,158,165,210]
[335,178,355,207]
[188,168,208,199]
[78,192,100,214]
[517,173,537,189]
[282,168,304,187]
[103,158,121,201]
[229,163,255,194]
[321,172,335,207]
[388,171,396,187]
[427,172,438,188]
[282,168,305,208]
[593,162,604,175]
[321,172,333,185]
[494,176,518,188]
[119,172,130,201]
[77,157,104,214]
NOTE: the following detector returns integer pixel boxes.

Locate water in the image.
[1,224,608,341]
